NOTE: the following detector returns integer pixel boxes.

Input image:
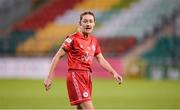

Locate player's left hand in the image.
[113,73,123,85]
[44,79,52,91]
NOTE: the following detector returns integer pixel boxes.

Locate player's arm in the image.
[44,46,66,91]
[95,53,123,84]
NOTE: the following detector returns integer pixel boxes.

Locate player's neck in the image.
[80,31,89,38]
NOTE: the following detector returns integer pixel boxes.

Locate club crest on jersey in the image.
[92,44,95,51]
[83,91,89,98]
[65,38,72,43]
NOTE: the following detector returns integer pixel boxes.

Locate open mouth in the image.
[86,27,91,30]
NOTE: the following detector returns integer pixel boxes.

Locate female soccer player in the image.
[44,11,123,110]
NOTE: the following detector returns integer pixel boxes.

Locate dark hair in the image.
[80,11,96,22]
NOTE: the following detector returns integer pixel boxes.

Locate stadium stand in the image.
[15,0,138,56]
[0,31,34,55]
[0,0,32,30]
[0,0,180,80]
[0,0,38,55]
[98,36,136,55]
[141,35,180,79]
[143,36,180,65]
[13,0,83,55]
[16,23,76,55]
[74,0,119,11]
[13,0,83,31]
[95,0,180,38]
[0,0,179,58]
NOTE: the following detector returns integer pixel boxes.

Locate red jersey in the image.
[62,32,101,71]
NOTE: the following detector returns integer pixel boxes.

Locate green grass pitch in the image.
[0,78,179,109]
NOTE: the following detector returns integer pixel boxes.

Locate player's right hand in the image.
[44,79,52,91]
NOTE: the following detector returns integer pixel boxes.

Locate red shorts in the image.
[66,70,92,106]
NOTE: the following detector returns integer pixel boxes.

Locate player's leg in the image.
[67,70,93,109]
[78,100,94,110]
[76,104,83,110]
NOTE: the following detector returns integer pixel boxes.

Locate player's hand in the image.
[44,79,52,91]
[113,73,123,85]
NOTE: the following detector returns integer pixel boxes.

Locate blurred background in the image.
[0,0,180,109]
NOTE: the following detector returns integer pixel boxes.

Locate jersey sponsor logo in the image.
[83,91,89,98]
[81,51,93,62]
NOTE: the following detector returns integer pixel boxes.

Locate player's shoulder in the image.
[67,32,83,40]
[63,32,76,44]
[64,32,78,42]
[90,34,98,42]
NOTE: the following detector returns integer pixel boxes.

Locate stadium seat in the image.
[143,36,180,65]
[16,23,77,55]
[13,0,83,31]
[10,0,179,56]
[95,0,180,38]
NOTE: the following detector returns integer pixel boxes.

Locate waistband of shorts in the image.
[68,69,92,73]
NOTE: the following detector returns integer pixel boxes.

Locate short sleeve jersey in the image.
[62,32,101,71]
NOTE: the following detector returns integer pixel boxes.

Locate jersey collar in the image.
[76,32,91,40]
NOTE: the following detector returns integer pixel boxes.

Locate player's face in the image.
[80,14,95,34]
